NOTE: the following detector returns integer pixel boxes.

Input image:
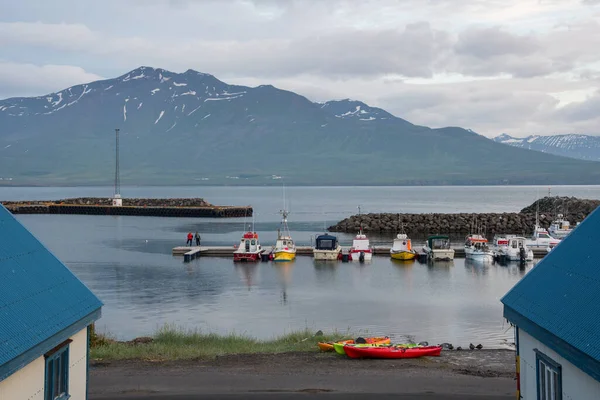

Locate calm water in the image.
[6,185,600,348]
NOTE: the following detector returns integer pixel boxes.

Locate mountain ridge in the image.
[493,133,600,161]
[2,66,600,186]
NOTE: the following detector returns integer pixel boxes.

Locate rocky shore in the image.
[1,197,213,207]
[329,196,600,235]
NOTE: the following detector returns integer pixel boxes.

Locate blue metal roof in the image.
[0,205,102,367]
[502,206,600,364]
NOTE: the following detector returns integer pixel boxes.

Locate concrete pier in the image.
[3,203,252,218]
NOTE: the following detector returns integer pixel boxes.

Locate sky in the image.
[0,0,599,137]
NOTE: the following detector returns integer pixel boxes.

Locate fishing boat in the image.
[349,228,372,262]
[233,231,264,262]
[464,234,493,262]
[493,235,534,262]
[343,345,442,359]
[548,214,573,239]
[390,233,416,260]
[313,233,341,261]
[526,225,560,252]
[273,210,296,262]
[422,235,454,261]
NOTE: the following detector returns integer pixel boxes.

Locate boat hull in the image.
[344,345,443,359]
[349,250,372,262]
[313,247,341,261]
[390,250,416,260]
[464,248,494,262]
[273,250,296,262]
[233,251,263,262]
[428,249,455,261]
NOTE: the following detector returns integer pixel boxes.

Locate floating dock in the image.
[173,245,549,260]
[4,203,252,218]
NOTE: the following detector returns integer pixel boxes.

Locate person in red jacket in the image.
[186,232,193,246]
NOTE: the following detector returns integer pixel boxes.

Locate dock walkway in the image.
[173,245,549,260]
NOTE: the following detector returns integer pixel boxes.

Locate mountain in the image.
[493,133,600,161]
[2,66,600,186]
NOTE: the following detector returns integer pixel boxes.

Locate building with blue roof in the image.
[0,205,102,400]
[501,207,600,400]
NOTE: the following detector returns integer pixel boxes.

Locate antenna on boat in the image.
[357,205,363,234]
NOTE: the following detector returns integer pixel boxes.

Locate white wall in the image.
[520,329,600,400]
[0,327,89,400]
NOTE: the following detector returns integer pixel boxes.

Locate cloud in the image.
[0,62,103,98]
[0,0,599,136]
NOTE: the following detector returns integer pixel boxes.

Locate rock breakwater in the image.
[328,196,599,235]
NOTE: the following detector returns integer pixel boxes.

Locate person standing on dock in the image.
[187,232,193,246]
[195,232,201,246]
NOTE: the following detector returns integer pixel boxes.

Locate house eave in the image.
[504,305,600,382]
[0,307,101,382]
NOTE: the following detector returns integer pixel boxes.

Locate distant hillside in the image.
[493,133,600,161]
[2,66,600,185]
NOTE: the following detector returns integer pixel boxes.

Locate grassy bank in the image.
[90,326,351,361]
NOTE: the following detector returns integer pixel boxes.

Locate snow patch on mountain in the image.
[493,133,600,161]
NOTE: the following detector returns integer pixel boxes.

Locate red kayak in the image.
[343,345,442,359]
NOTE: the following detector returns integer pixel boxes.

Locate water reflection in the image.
[313,260,338,284]
[272,261,294,305]
[464,259,491,276]
[235,263,259,289]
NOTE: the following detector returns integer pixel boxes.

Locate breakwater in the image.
[2,197,252,218]
[329,196,599,235]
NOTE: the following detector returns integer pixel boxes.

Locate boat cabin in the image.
[507,236,527,250]
[427,235,451,250]
[392,234,412,251]
[351,232,370,251]
[275,236,294,249]
[240,232,260,253]
[315,234,339,250]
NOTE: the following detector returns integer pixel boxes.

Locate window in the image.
[535,349,562,400]
[45,341,70,400]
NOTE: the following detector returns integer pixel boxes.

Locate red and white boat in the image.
[233,231,264,262]
[349,227,373,262]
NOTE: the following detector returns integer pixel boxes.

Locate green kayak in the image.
[333,342,421,355]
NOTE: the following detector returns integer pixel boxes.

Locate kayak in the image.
[343,345,443,359]
[318,336,390,353]
[318,340,352,352]
[333,338,392,355]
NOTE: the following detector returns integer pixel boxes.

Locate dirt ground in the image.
[89,349,516,398]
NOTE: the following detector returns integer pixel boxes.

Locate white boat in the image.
[390,233,416,260]
[273,209,296,262]
[349,228,372,262]
[313,233,341,261]
[233,231,264,262]
[548,214,573,239]
[423,235,454,261]
[464,234,493,262]
[526,225,561,252]
[492,235,534,262]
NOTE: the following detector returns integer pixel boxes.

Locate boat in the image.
[332,337,391,355]
[318,336,391,352]
[390,233,416,260]
[349,228,372,262]
[548,214,573,239]
[422,235,454,261]
[343,345,443,359]
[492,235,534,262]
[526,225,560,252]
[313,233,342,261]
[464,234,493,262]
[233,231,264,262]
[273,209,296,262]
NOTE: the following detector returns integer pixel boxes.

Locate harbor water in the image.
[5,185,600,348]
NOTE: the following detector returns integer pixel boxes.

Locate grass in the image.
[90,325,353,361]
